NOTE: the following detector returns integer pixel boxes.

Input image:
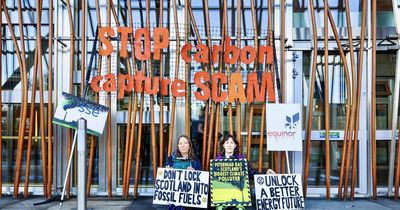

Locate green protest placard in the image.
[210,159,251,207]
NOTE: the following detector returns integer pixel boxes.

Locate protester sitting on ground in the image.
[165,135,201,210]
[215,134,276,210]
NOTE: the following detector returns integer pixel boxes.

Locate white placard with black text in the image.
[153,168,209,208]
[254,174,305,210]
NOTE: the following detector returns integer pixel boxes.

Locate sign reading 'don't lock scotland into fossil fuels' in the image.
[91,27,276,103]
[153,168,209,209]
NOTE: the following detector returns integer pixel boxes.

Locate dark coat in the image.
[165,153,202,170]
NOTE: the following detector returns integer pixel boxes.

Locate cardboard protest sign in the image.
[53,92,109,136]
[153,168,209,208]
[266,104,302,151]
[254,174,305,210]
[210,159,251,207]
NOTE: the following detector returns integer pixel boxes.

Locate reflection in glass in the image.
[308,141,358,187]
[302,52,349,130]
[376,141,399,186]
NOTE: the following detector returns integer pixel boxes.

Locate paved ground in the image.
[0,195,399,209]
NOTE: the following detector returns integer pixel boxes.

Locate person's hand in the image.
[266,169,276,175]
[187,166,194,170]
[165,165,171,169]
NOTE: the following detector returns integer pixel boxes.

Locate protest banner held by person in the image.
[214,134,276,210]
[165,135,201,210]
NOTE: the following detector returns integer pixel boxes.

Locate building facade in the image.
[1,0,400,199]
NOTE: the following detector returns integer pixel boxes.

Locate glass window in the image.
[302,52,349,130]
[376,52,398,129]
[1,104,49,185]
[376,141,399,186]
[117,124,169,187]
[293,0,363,28]
[307,140,358,187]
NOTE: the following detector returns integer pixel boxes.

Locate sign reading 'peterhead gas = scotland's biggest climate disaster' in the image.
[254,174,305,210]
[153,168,209,209]
[266,104,302,151]
[53,92,109,136]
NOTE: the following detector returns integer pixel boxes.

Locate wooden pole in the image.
[145,0,158,182]
[258,0,273,172]
[159,0,165,168]
[47,0,54,198]
[236,0,242,154]
[125,93,138,196]
[184,0,190,137]
[206,104,215,168]
[123,0,138,197]
[7,0,29,197]
[338,98,350,199]
[168,0,181,157]
[121,2,132,196]
[187,0,209,169]
[226,0,233,136]
[204,0,214,169]
[24,44,39,198]
[64,0,74,198]
[133,0,148,197]
[323,0,331,199]
[350,0,366,199]
[108,0,126,195]
[246,0,258,161]
[343,0,357,200]
[303,0,318,197]
[280,1,285,103]
[214,0,227,159]
[122,64,132,197]
[36,0,49,197]
[133,72,145,199]
[213,103,221,158]
[371,0,377,200]
[326,4,351,199]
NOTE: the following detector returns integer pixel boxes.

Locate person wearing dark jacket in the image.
[165,135,201,210]
[165,135,201,170]
[215,134,275,210]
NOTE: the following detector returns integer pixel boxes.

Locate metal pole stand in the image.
[77,119,87,210]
